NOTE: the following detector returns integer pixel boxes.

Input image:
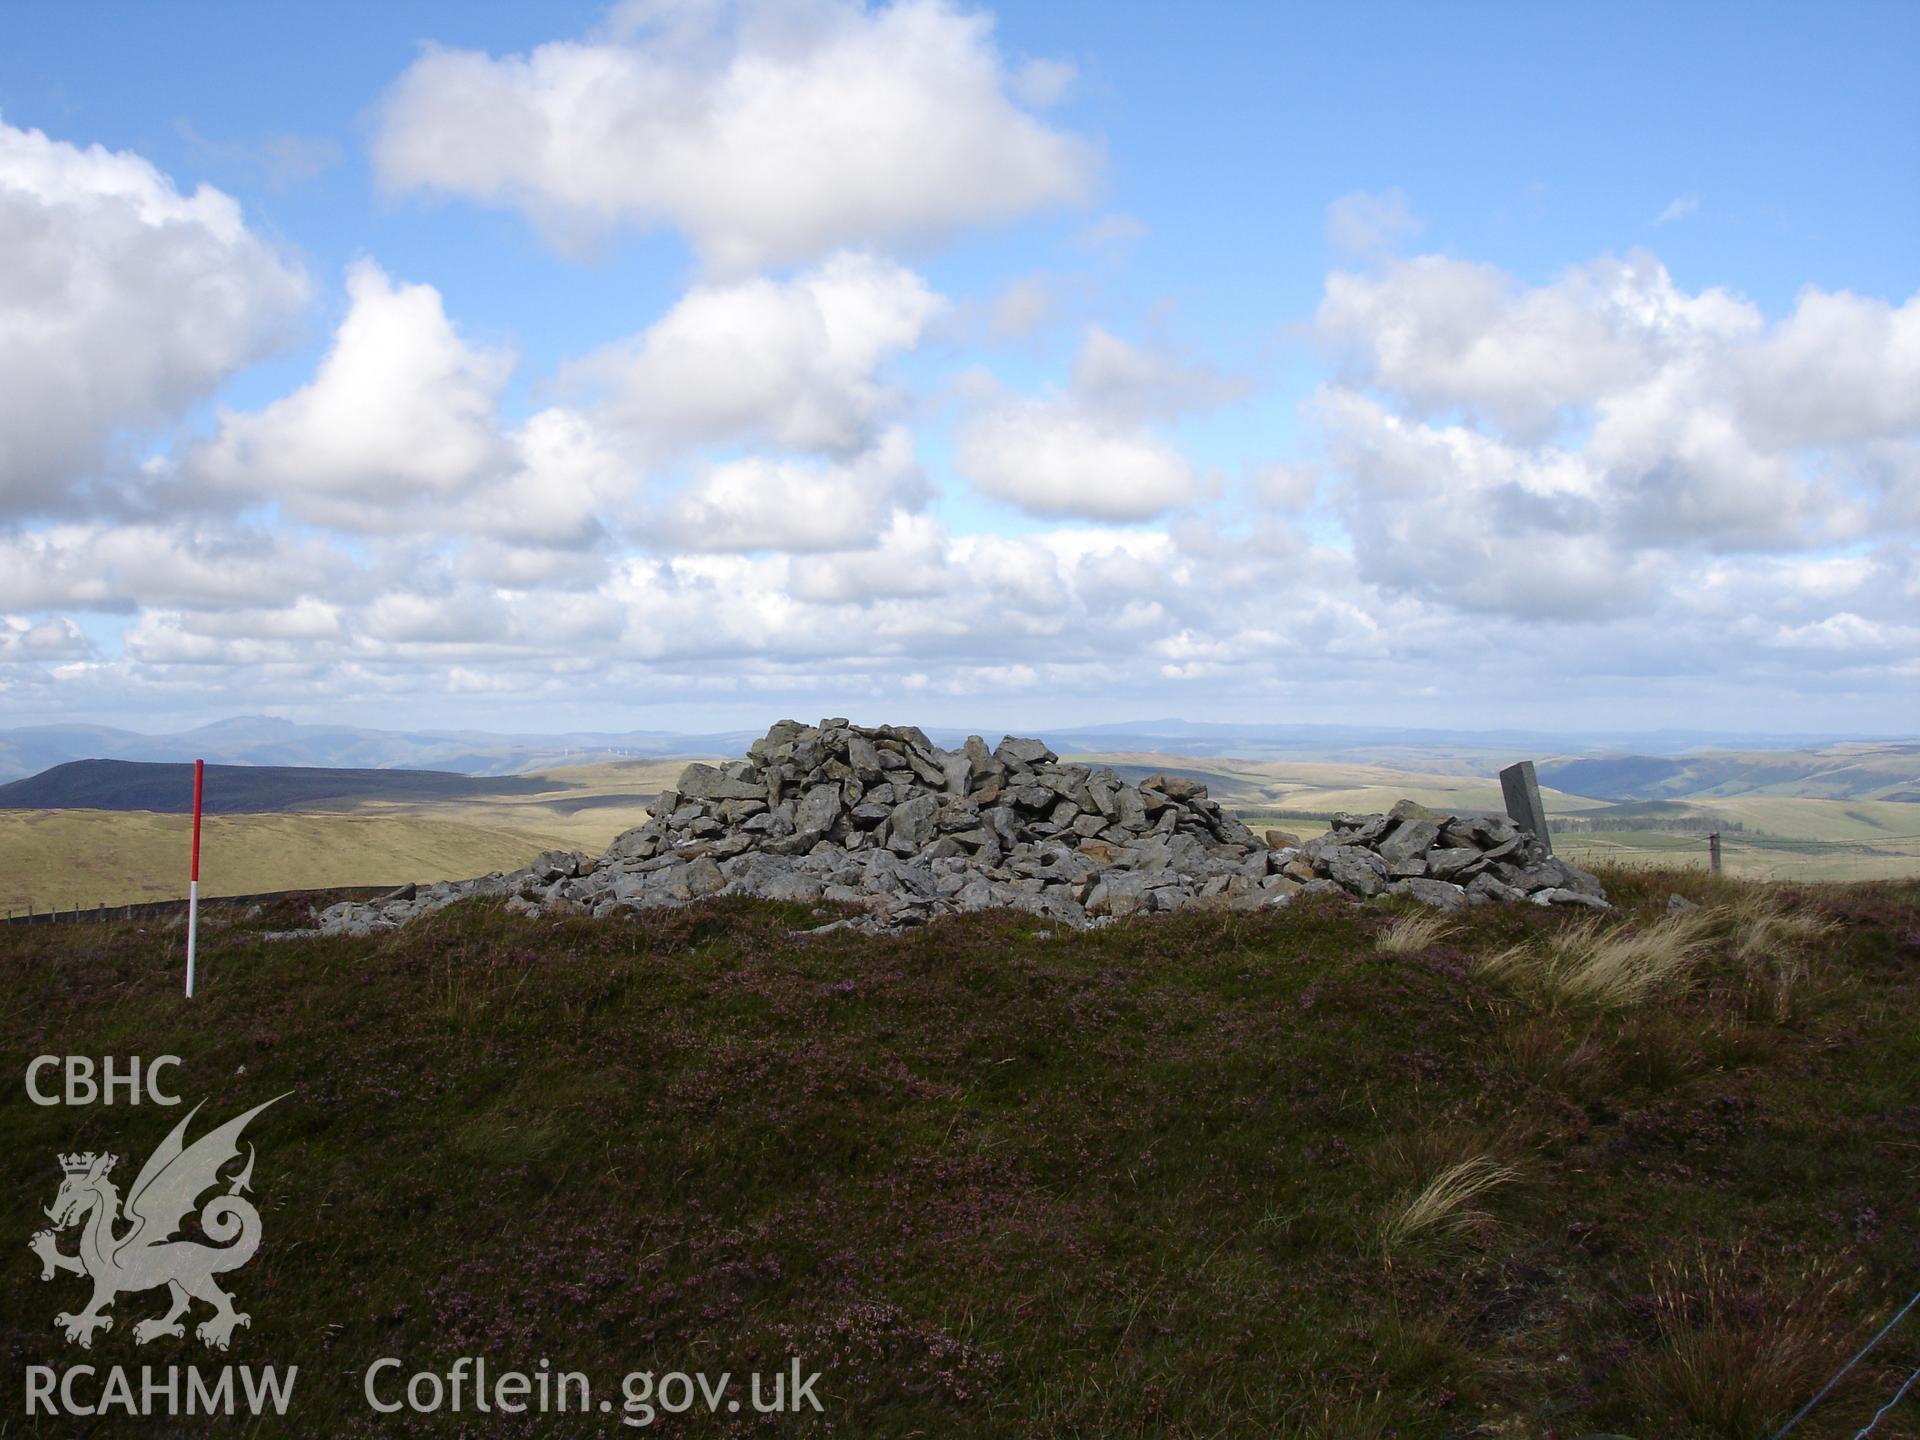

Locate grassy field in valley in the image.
[0,759,690,914]
[1555,831,1920,884]
[3,871,1915,1436]
[319,757,688,852]
[0,811,576,915]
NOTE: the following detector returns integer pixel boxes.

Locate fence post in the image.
[1708,832,1722,875]
[186,758,203,999]
[1499,760,1554,855]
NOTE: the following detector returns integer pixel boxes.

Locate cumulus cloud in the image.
[4,155,1911,733]
[785,511,951,603]
[1249,461,1317,510]
[191,261,514,524]
[957,397,1201,522]
[1314,247,1915,614]
[0,615,92,664]
[956,326,1236,521]
[1315,250,1739,439]
[660,427,928,552]
[372,0,1097,270]
[564,252,942,457]
[1760,611,1916,654]
[0,523,349,612]
[11,493,1910,731]
[1734,287,1920,448]
[0,121,308,517]
[1070,325,1247,418]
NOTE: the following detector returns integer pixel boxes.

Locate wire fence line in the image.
[2,885,398,927]
[1768,1287,1919,1440]
[1852,1360,1920,1437]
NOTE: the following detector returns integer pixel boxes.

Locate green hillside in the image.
[0,759,690,912]
[1538,742,1920,802]
[4,875,1916,1436]
[0,758,557,813]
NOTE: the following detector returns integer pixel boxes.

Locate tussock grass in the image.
[1482,909,1716,1007]
[1610,1249,1853,1438]
[1380,1154,1521,1252]
[1729,892,1839,1021]
[1730,890,1839,958]
[1276,1393,1399,1439]
[1374,911,1453,955]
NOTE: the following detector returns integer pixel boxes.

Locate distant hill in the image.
[0,717,754,782]
[0,759,554,814]
[4,713,1912,784]
[1537,743,1920,802]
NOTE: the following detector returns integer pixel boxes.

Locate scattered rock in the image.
[1388,877,1469,912]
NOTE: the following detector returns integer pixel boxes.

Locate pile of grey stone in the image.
[282,719,1606,938]
[1298,801,1610,913]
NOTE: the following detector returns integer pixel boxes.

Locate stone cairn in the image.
[293,718,1608,939]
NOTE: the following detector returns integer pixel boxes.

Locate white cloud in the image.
[955,326,1235,522]
[1324,188,1423,257]
[1317,387,1661,619]
[191,261,513,524]
[957,397,1201,521]
[0,523,348,611]
[1313,248,1912,594]
[660,427,927,551]
[989,273,1055,340]
[785,511,951,602]
[0,615,92,664]
[1070,325,1246,418]
[362,590,510,645]
[564,252,941,456]
[1654,192,1699,226]
[372,0,1097,270]
[1734,287,1920,447]
[1315,250,1737,438]
[0,121,308,517]
[1763,611,1917,653]
[1249,461,1317,510]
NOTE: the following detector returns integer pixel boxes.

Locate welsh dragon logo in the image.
[29,1095,286,1350]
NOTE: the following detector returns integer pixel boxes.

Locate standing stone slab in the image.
[1498,760,1553,856]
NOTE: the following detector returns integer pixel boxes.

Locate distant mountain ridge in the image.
[0,760,556,814]
[1,714,1906,785]
[1536,743,1920,802]
[0,717,755,783]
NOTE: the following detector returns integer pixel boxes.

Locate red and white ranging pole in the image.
[186,758,203,998]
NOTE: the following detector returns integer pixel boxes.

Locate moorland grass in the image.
[1,868,1915,1437]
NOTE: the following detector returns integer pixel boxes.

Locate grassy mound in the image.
[3,869,1916,1437]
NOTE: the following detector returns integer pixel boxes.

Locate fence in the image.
[1,886,398,928]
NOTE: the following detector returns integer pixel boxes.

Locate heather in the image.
[3,868,1916,1437]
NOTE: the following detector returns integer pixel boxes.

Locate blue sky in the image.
[1,1,1915,735]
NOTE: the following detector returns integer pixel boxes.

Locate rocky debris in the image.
[280,722,1608,938]
[1299,801,1611,914]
